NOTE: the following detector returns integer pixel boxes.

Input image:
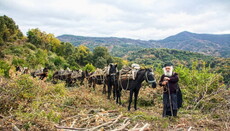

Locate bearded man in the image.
[159,63,182,117]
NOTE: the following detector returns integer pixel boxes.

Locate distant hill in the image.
[57,35,159,57]
[57,31,230,58]
[159,31,230,57]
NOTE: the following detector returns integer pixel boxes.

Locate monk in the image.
[159,63,182,117]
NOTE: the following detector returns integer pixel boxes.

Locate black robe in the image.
[159,72,182,117]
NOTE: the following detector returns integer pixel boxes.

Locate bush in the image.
[83,63,96,72]
[174,63,225,112]
[12,57,27,67]
[24,42,37,50]
[0,60,10,77]
[0,75,67,130]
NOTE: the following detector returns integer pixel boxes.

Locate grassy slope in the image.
[0,74,228,130]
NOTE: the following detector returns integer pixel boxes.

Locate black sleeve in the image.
[169,73,179,83]
[159,75,165,86]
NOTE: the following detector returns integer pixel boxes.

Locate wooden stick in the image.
[122,117,130,124]
[12,123,20,131]
[131,123,139,130]
[90,114,123,130]
[140,123,150,131]
[55,125,87,130]
[112,114,123,124]
[60,115,79,123]
[187,126,192,131]
[0,114,5,119]
[70,119,77,128]
[112,120,130,131]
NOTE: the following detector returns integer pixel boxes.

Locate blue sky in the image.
[0,0,229,40]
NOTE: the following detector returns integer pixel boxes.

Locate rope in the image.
[118,71,130,91]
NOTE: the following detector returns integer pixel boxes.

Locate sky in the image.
[0,0,230,40]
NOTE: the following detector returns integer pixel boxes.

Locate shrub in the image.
[24,42,37,50]
[174,64,225,112]
[83,63,96,72]
[12,57,27,67]
[0,60,10,77]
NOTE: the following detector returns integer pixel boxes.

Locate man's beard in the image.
[163,67,173,77]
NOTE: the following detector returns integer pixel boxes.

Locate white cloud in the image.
[0,0,229,40]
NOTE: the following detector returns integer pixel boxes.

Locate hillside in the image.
[57,32,230,58]
[57,35,159,57]
[126,48,215,67]
[159,31,230,57]
[126,48,230,85]
[1,75,229,130]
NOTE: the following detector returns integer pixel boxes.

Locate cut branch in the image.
[55,125,87,130]
[90,114,123,131]
[112,120,130,131]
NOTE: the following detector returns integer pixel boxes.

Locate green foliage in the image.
[56,42,75,57]
[0,75,66,129]
[0,15,23,44]
[173,63,225,111]
[93,46,114,68]
[6,45,25,56]
[15,75,41,100]
[138,97,154,107]
[26,49,48,68]
[12,57,27,66]
[128,48,214,68]
[111,44,144,57]
[83,63,96,72]
[93,46,109,59]
[27,28,61,52]
[95,56,107,69]
[0,60,10,77]
[113,57,128,70]
[23,42,37,50]
[75,45,93,66]
[49,55,68,69]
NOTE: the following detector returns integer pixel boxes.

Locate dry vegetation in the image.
[0,73,229,131]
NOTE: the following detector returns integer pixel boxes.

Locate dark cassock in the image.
[159,63,182,117]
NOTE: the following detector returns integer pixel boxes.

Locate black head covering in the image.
[163,62,173,68]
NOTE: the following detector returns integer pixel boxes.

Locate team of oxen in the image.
[15,64,157,110]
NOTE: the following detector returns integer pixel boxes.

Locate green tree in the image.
[95,57,107,69]
[93,46,109,59]
[27,28,61,51]
[93,46,113,68]
[75,45,92,66]
[0,15,23,45]
[56,42,75,58]
[113,57,128,70]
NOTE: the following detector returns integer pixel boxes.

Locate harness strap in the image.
[145,72,156,84]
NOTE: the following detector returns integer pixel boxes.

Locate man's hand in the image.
[162,81,168,85]
[164,77,170,81]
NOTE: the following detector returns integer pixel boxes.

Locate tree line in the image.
[0,15,128,78]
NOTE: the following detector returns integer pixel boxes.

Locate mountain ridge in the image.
[57,31,230,58]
